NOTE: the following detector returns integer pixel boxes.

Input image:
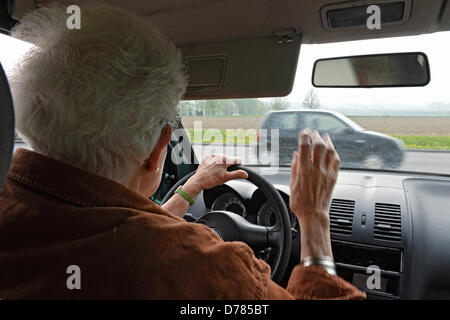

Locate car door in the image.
[300,112,365,163]
[264,112,300,164]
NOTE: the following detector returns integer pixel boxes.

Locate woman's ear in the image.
[147,124,172,172]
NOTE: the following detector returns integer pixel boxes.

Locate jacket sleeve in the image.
[251,256,366,300]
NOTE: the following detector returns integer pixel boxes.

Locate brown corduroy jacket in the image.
[0,149,365,299]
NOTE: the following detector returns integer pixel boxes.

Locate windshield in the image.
[180,32,450,175]
[3,31,449,176]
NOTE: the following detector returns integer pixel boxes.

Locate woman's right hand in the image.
[289,129,340,260]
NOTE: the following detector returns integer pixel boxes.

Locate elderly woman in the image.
[0,4,364,299]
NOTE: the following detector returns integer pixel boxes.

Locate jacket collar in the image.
[8,148,165,213]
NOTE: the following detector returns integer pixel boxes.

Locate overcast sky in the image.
[1,31,449,108]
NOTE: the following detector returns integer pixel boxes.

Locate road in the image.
[13,142,450,175]
[191,144,450,175]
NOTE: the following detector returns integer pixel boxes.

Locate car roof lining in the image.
[25,0,450,46]
[4,0,450,99]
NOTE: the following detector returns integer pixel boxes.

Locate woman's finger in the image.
[323,133,336,168]
[322,133,336,151]
[312,130,326,167]
[291,151,299,179]
[332,153,341,173]
[225,169,248,181]
[221,155,242,167]
[298,130,312,171]
[290,151,299,189]
[321,134,340,172]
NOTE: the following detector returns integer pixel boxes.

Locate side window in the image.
[301,113,348,132]
[267,113,298,129]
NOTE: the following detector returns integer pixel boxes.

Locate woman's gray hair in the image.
[10,3,187,182]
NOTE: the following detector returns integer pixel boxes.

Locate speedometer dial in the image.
[211,193,247,217]
[257,201,298,228]
[257,202,276,227]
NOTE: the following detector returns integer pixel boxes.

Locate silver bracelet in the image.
[300,256,337,276]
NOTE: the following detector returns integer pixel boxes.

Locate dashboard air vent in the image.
[329,199,355,236]
[374,203,402,242]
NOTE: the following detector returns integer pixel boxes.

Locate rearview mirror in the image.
[312,52,430,88]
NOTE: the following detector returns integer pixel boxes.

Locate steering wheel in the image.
[161,165,292,283]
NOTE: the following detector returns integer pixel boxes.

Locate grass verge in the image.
[392,135,450,151]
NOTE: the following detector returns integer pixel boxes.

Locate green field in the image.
[392,135,450,150]
[185,129,450,151]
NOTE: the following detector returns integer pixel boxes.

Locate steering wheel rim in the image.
[161,165,292,283]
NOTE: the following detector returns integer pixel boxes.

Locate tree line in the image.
[180,89,320,116]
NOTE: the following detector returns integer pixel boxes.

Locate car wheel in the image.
[382,150,404,169]
[364,153,384,169]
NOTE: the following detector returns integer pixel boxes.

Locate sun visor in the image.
[181,31,301,100]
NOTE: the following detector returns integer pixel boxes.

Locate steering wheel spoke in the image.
[267,226,283,248]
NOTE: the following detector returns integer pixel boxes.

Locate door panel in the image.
[264,113,299,164]
[299,112,367,163]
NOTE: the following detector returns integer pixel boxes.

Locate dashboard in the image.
[187,167,450,300]
[209,191,298,229]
